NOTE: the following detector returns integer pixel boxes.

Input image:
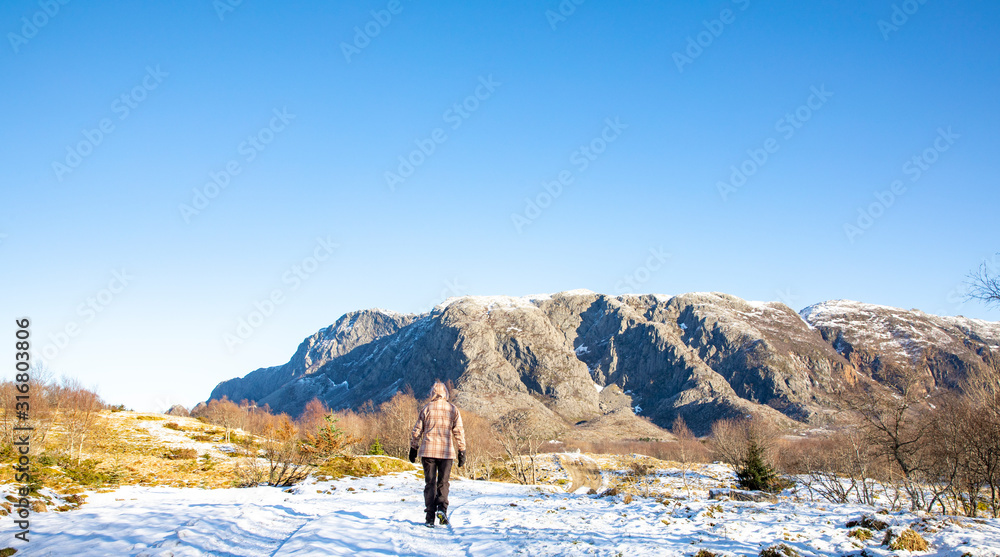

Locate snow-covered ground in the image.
[11,460,1000,556]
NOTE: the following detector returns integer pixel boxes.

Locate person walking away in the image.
[409,381,466,528]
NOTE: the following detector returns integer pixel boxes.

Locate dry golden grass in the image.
[883,528,929,551]
[0,410,428,495]
[0,411,250,491]
[313,455,416,481]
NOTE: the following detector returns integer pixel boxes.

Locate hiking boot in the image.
[436,510,449,525]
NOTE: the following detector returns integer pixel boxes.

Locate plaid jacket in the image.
[411,397,466,460]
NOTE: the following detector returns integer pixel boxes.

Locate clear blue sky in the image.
[2,0,998,411]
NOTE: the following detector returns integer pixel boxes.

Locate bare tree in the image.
[330,407,376,455]
[709,418,749,469]
[204,397,242,442]
[0,365,61,454]
[959,371,1000,517]
[376,389,419,459]
[967,255,1000,305]
[845,378,936,511]
[458,409,502,480]
[671,416,698,495]
[59,378,104,464]
[298,398,330,433]
[493,409,545,485]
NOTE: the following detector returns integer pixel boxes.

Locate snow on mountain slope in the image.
[801,299,1000,390]
[210,292,999,436]
[16,462,1000,556]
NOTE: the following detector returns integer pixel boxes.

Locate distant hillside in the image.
[207,291,1000,435]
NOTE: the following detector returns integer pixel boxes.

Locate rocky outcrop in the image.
[210,309,418,406]
[207,291,999,435]
[801,300,1000,393]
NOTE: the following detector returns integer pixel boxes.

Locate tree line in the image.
[2,365,998,518]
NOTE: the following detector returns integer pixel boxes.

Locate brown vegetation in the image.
[776,367,1000,518]
[883,528,928,551]
[4,360,997,525]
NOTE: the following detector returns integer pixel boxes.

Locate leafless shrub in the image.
[297,399,329,433]
[330,406,376,455]
[201,397,244,443]
[710,418,750,469]
[459,408,503,480]
[56,378,104,465]
[234,435,267,487]
[844,375,938,511]
[783,432,881,506]
[494,409,547,485]
[0,365,61,456]
[258,413,311,486]
[375,390,419,459]
[672,416,703,495]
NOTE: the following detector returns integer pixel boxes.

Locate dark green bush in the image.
[60,457,115,486]
[736,436,780,492]
[367,438,386,456]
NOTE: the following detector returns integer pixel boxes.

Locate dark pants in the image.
[421,457,453,520]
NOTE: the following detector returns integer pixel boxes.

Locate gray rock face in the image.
[210,309,418,407]
[801,300,1000,393]
[207,291,1000,435]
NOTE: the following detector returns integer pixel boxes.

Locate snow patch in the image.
[26,458,990,557]
[433,290,599,312]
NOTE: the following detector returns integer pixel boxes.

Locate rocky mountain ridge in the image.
[207,291,1000,435]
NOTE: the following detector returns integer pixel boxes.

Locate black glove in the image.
[457,450,466,468]
[408,447,418,463]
